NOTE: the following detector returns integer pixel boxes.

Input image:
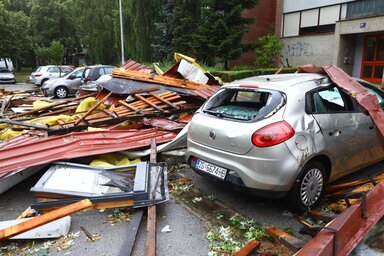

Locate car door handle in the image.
[329,130,341,136]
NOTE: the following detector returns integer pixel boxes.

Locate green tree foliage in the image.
[35,40,65,65]
[172,0,200,57]
[72,0,119,64]
[254,33,283,68]
[152,0,174,62]
[191,0,258,69]
[30,0,79,61]
[0,2,31,68]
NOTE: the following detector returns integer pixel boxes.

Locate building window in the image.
[282,5,340,37]
[347,0,384,20]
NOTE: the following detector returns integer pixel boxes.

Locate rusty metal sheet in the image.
[121,59,154,74]
[295,179,384,256]
[0,129,176,174]
[143,118,187,131]
[191,86,221,100]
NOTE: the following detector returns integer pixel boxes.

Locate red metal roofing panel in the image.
[295,179,384,256]
[191,86,221,100]
[0,129,176,174]
[121,59,153,74]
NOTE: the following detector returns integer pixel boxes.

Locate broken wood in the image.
[0,199,92,240]
[118,210,144,256]
[147,92,180,109]
[74,92,112,126]
[16,206,33,220]
[266,227,305,252]
[80,226,95,241]
[0,118,52,130]
[235,240,260,256]
[134,94,164,112]
[10,92,98,119]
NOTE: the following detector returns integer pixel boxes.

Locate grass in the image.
[14,67,34,83]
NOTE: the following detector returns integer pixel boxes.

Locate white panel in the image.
[320,5,340,25]
[283,12,300,37]
[340,3,347,20]
[284,0,355,13]
[301,9,319,28]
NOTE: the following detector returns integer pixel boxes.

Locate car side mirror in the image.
[68,75,76,80]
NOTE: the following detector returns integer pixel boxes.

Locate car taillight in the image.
[252,121,295,147]
[35,74,42,77]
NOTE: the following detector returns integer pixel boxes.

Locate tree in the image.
[35,40,65,65]
[172,0,200,57]
[151,0,174,62]
[30,0,79,63]
[191,0,259,69]
[0,2,31,69]
[254,33,283,68]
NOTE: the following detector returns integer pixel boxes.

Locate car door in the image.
[47,66,61,78]
[309,85,373,179]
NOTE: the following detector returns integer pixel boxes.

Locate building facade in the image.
[279,0,384,84]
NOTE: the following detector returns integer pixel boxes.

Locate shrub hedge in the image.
[212,67,297,82]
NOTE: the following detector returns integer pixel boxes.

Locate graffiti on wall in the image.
[285,42,313,56]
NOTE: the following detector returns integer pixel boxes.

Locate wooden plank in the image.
[0,199,92,240]
[146,205,156,256]
[147,92,179,109]
[134,94,163,112]
[266,227,305,252]
[10,92,98,118]
[0,118,52,130]
[118,210,144,256]
[235,240,260,256]
[16,206,32,220]
[118,100,145,114]
[74,92,112,126]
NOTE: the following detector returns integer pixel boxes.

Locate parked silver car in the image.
[0,68,16,84]
[30,65,74,86]
[186,73,384,211]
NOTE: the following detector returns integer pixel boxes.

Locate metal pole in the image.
[119,0,125,65]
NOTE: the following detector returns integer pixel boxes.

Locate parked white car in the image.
[29,65,73,86]
[0,68,16,84]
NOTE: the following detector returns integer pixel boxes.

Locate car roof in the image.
[224,73,328,91]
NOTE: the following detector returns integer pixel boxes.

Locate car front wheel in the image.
[54,86,69,98]
[288,161,327,212]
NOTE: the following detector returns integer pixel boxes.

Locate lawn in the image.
[14,67,34,83]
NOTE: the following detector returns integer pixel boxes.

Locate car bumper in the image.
[0,78,16,84]
[186,138,301,193]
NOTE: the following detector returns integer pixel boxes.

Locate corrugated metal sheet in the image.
[121,59,154,74]
[191,86,221,100]
[0,129,176,174]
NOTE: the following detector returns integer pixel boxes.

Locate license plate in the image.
[196,159,227,180]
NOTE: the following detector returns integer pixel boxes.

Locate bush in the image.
[212,67,297,82]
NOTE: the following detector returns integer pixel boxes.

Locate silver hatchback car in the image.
[186,73,384,211]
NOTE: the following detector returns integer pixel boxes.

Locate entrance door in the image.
[361,34,384,84]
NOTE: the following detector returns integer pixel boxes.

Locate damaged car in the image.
[186,73,384,211]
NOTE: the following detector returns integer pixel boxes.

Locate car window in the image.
[310,86,350,113]
[71,69,84,78]
[47,67,60,73]
[203,88,283,122]
[98,68,106,76]
[84,68,91,78]
[104,67,114,74]
[60,67,72,73]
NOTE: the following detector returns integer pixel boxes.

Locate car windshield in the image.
[65,68,84,78]
[203,88,284,121]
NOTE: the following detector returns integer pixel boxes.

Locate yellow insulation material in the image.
[76,97,106,113]
[89,153,141,167]
[0,128,24,140]
[28,115,76,126]
[32,100,54,109]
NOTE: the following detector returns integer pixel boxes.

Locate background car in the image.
[30,65,74,86]
[186,73,384,211]
[0,68,16,84]
[42,65,114,98]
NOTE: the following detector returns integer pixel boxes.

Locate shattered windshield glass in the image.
[203,88,284,121]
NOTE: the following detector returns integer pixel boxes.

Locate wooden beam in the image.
[134,94,163,112]
[118,210,144,256]
[0,199,92,240]
[147,92,179,109]
[10,93,98,118]
[235,240,260,256]
[266,227,305,252]
[74,92,112,126]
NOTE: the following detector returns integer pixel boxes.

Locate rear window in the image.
[202,88,285,121]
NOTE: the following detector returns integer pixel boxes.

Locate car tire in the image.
[54,86,69,98]
[288,161,327,212]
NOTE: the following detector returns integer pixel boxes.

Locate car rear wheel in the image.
[288,161,327,212]
[54,86,69,98]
